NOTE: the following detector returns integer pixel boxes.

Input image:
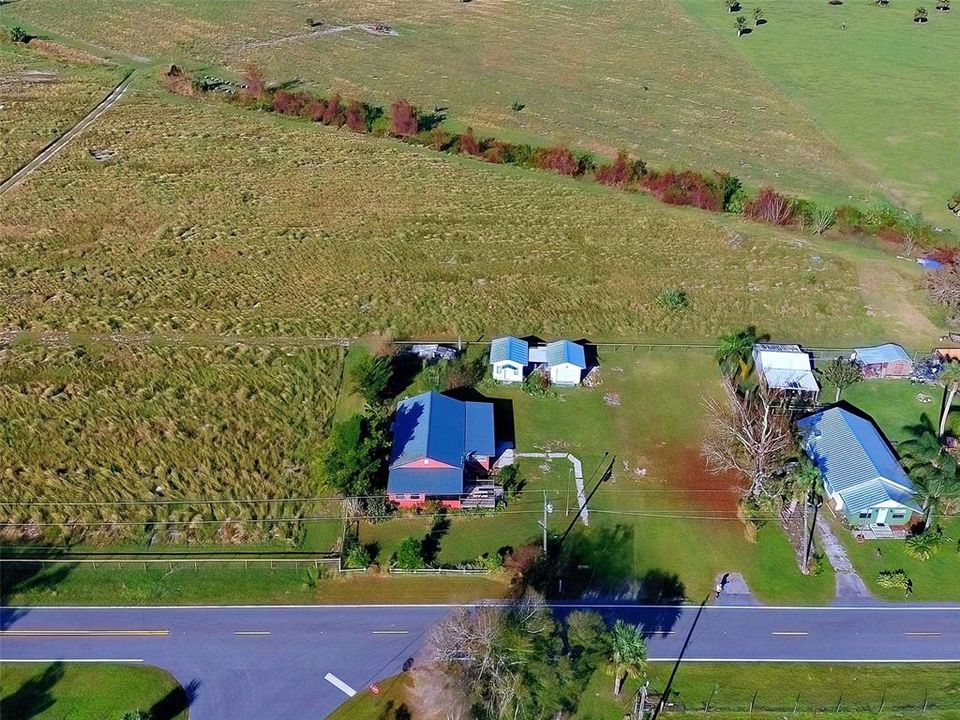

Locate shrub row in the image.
[167,65,943,251]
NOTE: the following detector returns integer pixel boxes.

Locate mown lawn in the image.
[835,377,958,444]
[364,348,835,604]
[0,663,188,720]
[680,0,960,225]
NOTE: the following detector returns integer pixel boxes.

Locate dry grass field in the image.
[0,339,344,545]
[0,82,904,344]
[0,39,124,178]
[2,0,880,208]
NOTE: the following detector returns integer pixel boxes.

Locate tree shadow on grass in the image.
[148,678,200,720]
[0,662,64,719]
[421,513,450,565]
[0,552,76,611]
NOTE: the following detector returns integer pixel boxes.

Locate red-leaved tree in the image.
[272,90,306,115]
[641,170,722,211]
[458,128,483,157]
[389,99,419,138]
[322,93,343,126]
[345,100,367,133]
[745,188,794,226]
[302,98,327,122]
[242,65,266,99]
[534,145,581,176]
[595,151,645,188]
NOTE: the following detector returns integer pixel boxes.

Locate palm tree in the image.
[735,15,748,35]
[609,620,647,697]
[753,6,765,24]
[914,5,929,20]
[791,460,825,573]
[900,430,960,529]
[715,326,760,383]
[937,362,960,438]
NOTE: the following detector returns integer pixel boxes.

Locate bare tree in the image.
[702,379,792,498]
[414,592,552,720]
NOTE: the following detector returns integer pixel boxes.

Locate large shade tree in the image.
[817,356,863,403]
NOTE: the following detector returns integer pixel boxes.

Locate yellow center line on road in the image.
[371,630,409,635]
[771,631,809,636]
[905,631,943,637]
[234,631,271,636]
[0,630,169,637]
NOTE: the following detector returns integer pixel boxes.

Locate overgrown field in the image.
[0,83,904,344]
[0,0,881,209]
[0,38,124,178]
[0,340,344,545]
[681,0,960,224]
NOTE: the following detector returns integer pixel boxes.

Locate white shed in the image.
[490,336,529,383]
[545,340,587,386]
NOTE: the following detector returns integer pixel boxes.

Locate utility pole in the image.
[538,490,553,553]
[634,681,649,719]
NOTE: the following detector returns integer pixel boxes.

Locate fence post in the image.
[750,690,757,714]
[704,685,716,713]
[923,691,928,712]
[836,693,843,713]
[879,689,885,713]
[794,692,800,714]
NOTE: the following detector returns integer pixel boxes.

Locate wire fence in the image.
[663,688,953,715]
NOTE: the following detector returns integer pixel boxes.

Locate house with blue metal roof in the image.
[387,391,497,508]
[490,336,529,383]
[489,337,589,385]
[797,407,922,531]
[853,343,913,379]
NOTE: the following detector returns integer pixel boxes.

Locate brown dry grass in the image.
[0,83,892,345]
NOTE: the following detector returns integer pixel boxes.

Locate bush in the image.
[393,535,426,569]
[457,128,484,157]
[594,151,646,188]
[744,187,794,225]
[302,98,326,122]
[443,352,487,390]
[350,353,395,405]
[725,188,749,215]
[905,528,945,561]
[241,65,266,99]
[834,204,866,234]
[9,26,29,43]
[345,100,367,133]
[641,170,723,211]
[656,288,689,311]
[534,145,583,177]
[389,99,419,138]
[272,90,306,116]
[345,541,372,569]
[719,173,743,211]
[322,92,343,126]
[522,370,552,396]
[877,569,913,594]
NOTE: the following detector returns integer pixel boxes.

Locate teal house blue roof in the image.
[388,391,496,497]
[797,408,920,516]
[545,340,586,368]
[491,336,528,365]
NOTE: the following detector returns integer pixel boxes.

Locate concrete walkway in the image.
[815,514,873,601]
[515,452,588,525]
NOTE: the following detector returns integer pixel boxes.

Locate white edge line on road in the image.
[0,658,144,663]
[234,631,271,636]
[324,672,357,697]
[6,603,960,611]
[647,658,960,663]
[372,630,409,635]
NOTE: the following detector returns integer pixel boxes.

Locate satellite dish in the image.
[546,503,554,514]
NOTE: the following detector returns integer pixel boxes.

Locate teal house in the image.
[797,407,922,534]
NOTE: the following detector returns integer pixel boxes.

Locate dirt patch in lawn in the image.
[663,445,743,514]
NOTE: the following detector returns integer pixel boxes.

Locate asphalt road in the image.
[2,603,959,719]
